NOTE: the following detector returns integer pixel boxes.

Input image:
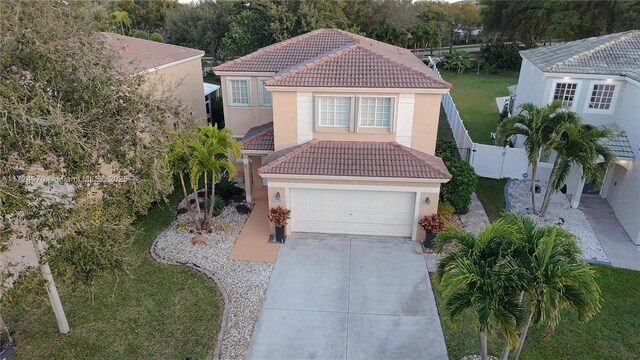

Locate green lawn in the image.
[441,71,519,145]
[475,177,508,222]
[3,190,223,359]
[434,264,640,359]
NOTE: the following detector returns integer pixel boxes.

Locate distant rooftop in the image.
[520,30,640,82]
[100,32,204,74]
[213,29,450,90]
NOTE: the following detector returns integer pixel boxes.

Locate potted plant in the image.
[268,206,291,243]
[418,214,445,249]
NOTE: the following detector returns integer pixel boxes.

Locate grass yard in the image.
[433,264,640,359]
[3,190,223,359]
[441,71,519,145]
[475,177,508,222]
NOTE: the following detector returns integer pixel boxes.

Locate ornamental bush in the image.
[440,157,477,214]
[479,42,522,72]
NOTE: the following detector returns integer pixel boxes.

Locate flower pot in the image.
[423,231,435,249]
[275,226,286,243]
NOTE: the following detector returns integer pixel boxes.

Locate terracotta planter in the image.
[275,226,286,243]
[423,231,436,249]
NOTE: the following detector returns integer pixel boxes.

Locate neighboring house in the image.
[213,29,452,241]
[100,32,208,124]
[513,30,640,245]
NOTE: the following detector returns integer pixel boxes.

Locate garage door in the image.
[290,189,416,237]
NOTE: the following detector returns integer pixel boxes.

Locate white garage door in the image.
[290,189,416,237]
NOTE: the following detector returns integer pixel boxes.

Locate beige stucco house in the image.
[214,29,452,241]
[101,32,208,123]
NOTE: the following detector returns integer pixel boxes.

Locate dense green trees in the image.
[481,0,640,45]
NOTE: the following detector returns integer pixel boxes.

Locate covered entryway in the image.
[290,189,416,237]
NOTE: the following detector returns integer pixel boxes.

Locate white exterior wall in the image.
[515,57,640,244]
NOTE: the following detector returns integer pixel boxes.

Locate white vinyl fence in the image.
[429,58,529,180]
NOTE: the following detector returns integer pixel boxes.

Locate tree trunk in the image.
[32,239,69,334]
[480,332,488,360]
[512,311,534,360]
[179,174,200,230]
[208,174,217,221]
[500,346,510,360]
[530,161,538,214]
[540,155,561,216]
[203,172,209,229]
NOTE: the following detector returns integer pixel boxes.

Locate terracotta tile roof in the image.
[242,122,274,151]
[266,45,450,89]
[100,32,204,74]
[213,29,450,89]
[259,140,451,180]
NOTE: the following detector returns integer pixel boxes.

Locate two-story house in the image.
[513,30,639,245]
[213,29,452,241]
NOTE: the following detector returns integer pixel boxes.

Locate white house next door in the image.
[290,188,415,237]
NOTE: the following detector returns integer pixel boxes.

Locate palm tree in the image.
[188,124,241,229]
[112,10,132,35]
[539,122,616,216]
[434,221,526,360]
[167,131,201,229]
[497,101,578,214]
[501,213,601,360]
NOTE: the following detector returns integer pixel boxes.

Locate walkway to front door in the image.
[246,234,448,360]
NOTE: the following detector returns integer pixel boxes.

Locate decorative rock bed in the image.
[507,179,608,263]
[152,190,273,359]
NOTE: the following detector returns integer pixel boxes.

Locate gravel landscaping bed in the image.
[507,179,608,262]
[153,192,273,359]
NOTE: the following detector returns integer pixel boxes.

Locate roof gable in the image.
[213,29,450,89]
[100,32,204,74]
[521,30,640,81]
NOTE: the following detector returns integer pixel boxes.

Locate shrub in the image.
[438,202,456,219]
[480,42,522,72]
[149,32,164,42]
[440,157,477,214]
[212,195,226,216]
[215,176,244,202]
[418,214,445,234]
[443,49,472,74]
[435,137,459,159]
[129,29,149,39]
[268,206,291,227]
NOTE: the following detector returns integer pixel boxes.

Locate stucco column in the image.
[242,155,252,203]
[571,178,586,209]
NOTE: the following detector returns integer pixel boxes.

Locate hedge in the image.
[440,156,478,214]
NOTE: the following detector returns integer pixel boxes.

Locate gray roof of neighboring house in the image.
[520,30,640,82]
[242,122,274,151]
[601,124,635,160]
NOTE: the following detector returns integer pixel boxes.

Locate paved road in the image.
[246,233,448,360]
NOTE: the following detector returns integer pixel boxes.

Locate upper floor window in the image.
[259,78,272,107]
[319,97,352,127]
[359,97,392,128]
[588,84,615,110]
[228,79,250,106]
[553,82,578,108]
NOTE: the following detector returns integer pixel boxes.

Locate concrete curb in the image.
[504,178,512,213]
[149,234,230,360]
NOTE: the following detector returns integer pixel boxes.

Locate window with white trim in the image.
[553,82,578,107]
[359,97,392,128]
[259,79,272,106]
[319,97,352,127]
[588,84,615,110]
[228,79,250,106]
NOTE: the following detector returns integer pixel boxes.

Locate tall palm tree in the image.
[167,131,201,229]
[188,124,241,229]
[539,122,615,216]
[434,221,526,360]
[501,213,601,360]
[497,101,578,214]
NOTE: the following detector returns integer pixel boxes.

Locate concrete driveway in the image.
[246,234,448,360]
